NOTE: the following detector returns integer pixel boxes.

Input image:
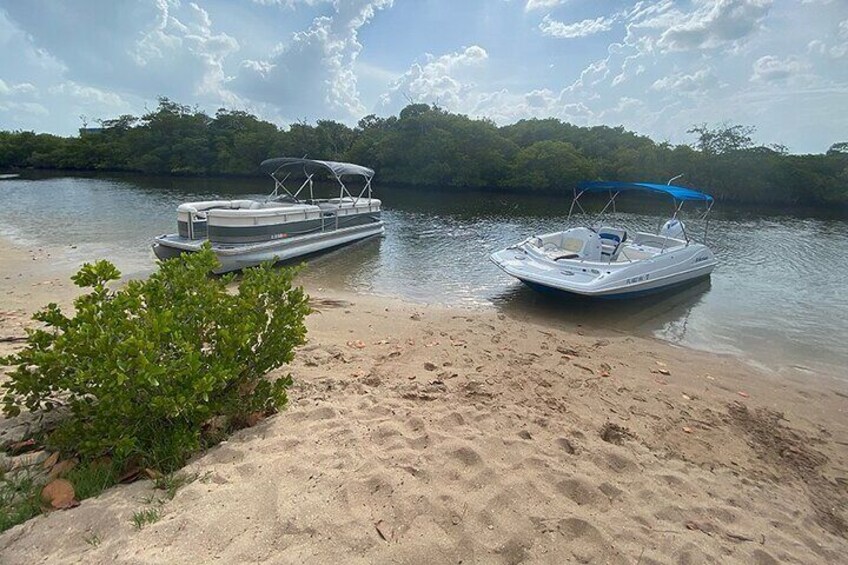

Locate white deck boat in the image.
[490,181,717,299]
[153,158,383,273]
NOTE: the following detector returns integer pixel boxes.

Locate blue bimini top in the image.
[576,181,714,203]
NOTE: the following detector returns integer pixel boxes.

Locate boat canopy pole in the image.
[262,157,375,205]
[587,191,621,227]
[567,189,588,220]
[333,171,348,204]
[270,170,291,198]
[670,198,685,221]
[329,170,365,206]
[702,200,714,244]
[673,199,691,245]
[289,173,314,201]
[354,177,373,203]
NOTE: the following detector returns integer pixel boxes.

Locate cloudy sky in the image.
[1,0,846,153]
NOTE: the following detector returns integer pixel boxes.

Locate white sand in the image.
[1,240,847,564]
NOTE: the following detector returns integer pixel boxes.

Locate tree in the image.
[687,123,756,155]
[502,141,595,191]
[1,100,846,206]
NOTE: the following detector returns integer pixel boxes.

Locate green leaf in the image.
[0,245,309,471]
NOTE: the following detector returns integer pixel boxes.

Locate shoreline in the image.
[1,238,847,562]
[5,169,848,218]
[3,231,842,387]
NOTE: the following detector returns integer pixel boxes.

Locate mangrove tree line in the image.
[1,98,846,206]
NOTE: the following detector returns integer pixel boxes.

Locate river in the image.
[1,173,846,381]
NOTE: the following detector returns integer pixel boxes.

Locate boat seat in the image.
[598,226,627,261]
[539,228,602,262]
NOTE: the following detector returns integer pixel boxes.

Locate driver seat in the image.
[598,226,627,261]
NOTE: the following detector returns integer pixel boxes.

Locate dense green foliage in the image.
[1,98,846,206]
[1,246,310,471]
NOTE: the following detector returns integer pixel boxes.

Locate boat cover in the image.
[577,181,713,202]
[260,157,374,179]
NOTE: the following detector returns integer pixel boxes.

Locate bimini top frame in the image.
[566,178,715,247]
[259,157,375,205]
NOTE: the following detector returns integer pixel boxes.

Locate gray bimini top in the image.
[260,157,375,180]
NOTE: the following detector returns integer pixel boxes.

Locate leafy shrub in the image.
[1,246,309,471]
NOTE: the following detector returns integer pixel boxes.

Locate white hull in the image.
[154,221,384,274]
[491,232,716,298]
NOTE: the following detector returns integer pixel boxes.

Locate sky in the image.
[0,0,846,153]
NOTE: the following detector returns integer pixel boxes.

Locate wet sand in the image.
[1,239,847,563]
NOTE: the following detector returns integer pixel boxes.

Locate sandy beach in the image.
[1,239,847,564]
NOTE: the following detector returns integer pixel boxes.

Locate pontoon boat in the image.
[153,158,383,273]
[490,181,717,299]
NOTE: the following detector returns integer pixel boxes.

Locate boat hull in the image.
[154,221,384,273]
[519,272,713,300]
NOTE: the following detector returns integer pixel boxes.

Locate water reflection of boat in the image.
[152,158,383,273]
[491,181,717,299]
[493,277,712,338]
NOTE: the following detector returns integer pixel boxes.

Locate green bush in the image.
[1,246,310,471]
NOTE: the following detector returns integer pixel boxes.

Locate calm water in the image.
[1,174,846,380]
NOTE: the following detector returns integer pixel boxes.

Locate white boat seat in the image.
[538,227,602,262]
[551,238,582,260]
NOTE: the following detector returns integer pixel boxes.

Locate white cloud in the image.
[251,0,332,7]
[0,79,36,95]
[48,82,127,107]
[656,0,773,52]
[652,68,719,93]
[457,88,596,127]
[0,0,846,152]
[539,14,616,39]
[807,19,848,59]
[1,1,240,105]
[133,1,240,103]
[232,0,394,120]
[379,45,488,110]
[524,0,566,12]
[751,55,807,81]
[0,101,49,116]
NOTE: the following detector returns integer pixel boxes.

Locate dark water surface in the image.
[1,174,846,380]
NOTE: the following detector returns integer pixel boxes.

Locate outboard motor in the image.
[659,218,686,240]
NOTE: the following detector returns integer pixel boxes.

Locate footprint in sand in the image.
[450,445,483,466]
[306,406,337,420]
[439,411,466,427]
[556,437,577,454]
[556,478,609,509]
[556,517,624,563]
[592,450,639,474]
